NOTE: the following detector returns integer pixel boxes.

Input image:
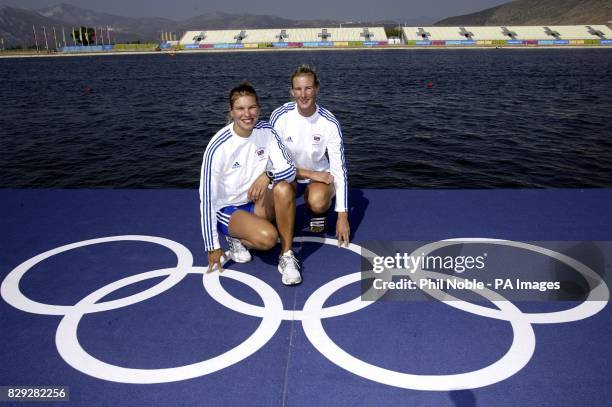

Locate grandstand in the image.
[58,23,612,54]
[176,24,611,49]
[180,27,387,48]
[402,25,612,44]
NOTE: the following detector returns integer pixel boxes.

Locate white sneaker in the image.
[278,250,302,285]
[225,235,252,263]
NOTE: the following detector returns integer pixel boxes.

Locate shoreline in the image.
[1,45,611,58]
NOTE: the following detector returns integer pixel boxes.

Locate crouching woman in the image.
[199,82,301,285]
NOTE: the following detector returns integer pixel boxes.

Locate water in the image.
[1,49,611,188]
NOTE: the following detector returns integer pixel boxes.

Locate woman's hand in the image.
[336,212,350,248]
[308,170,334,185]
[207,249,224,273]
[248,172,271,204]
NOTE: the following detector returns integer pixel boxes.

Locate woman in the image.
[200,82,301,285]
[270,65,350,247]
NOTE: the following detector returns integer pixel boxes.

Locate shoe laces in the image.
[226,236,247,253]
[279,250,300,270]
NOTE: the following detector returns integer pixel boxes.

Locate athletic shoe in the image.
[225,235,252,263]
[309,216,326,233]
[278,250,302,285]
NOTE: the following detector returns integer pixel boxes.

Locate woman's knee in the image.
[307,192,331,214]
[252,226,278,250]
[272,181,295,202]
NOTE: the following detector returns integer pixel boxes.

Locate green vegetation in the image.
[70,27,95,45]
[384,27,402,38]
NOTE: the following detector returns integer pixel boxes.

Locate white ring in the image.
[55,266,283,384]
[1,235,193,315]
[204,236,379,320]
[409,238,609,323]
[301,271,536,391]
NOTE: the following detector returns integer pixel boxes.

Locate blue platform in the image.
[1,189,611,406]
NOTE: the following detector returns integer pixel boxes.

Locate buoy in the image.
[427,81,433,88]
[84,85,92,93]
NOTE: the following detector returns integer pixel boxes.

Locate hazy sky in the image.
[0,0,510,21]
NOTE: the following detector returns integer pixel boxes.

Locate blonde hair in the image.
[229,82,259,109]
[291,64,320,88]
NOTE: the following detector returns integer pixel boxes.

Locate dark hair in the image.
[290,64,320,88]
[229,82,259,109]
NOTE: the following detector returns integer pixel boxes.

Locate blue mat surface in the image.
[1,189,611,406]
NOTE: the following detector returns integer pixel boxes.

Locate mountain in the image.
[39,3,177,42]
[181,11,328,30]
[0,6,68,47]
[434,0,612,26]
[0,3,177,46]
[180,12,435,32]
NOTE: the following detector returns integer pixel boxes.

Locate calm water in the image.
[1,49,611,188]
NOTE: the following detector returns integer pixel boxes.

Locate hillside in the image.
[39,3,176,42]
[435,0,612,26]
[0,4,173,45]
[181,11,336,30]
[0,6,68,46]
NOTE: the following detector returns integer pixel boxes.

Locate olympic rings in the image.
[56,267,283,384]
[205,236,379,320]
[301,271,536,391]
[408,238,609,324]
[1,235,609,389]
[0,235,193,315]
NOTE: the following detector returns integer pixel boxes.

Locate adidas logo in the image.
[232,162,241,169]
[286,136,293,143]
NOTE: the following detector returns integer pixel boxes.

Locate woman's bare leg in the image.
[253,181,296,253]
[228,210,277,250]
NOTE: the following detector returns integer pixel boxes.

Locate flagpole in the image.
[53,26,58,50]
[33,25,39,53]
[43,26,49,52]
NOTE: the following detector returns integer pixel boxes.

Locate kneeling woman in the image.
[200,82,301,285]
